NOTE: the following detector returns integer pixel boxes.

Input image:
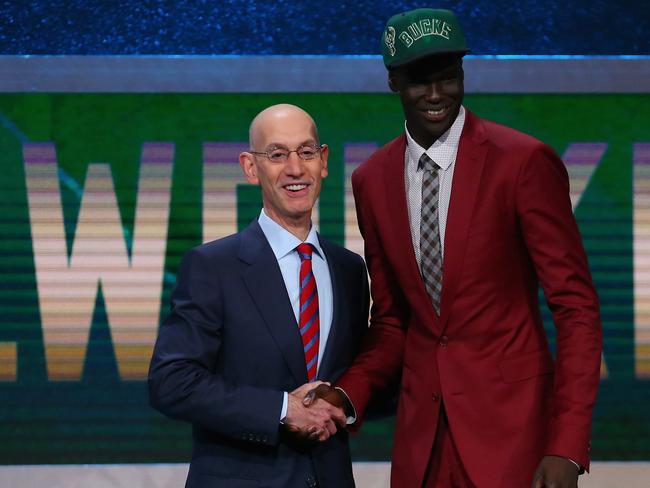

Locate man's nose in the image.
[424,81,443,101]
[284,151,305,175]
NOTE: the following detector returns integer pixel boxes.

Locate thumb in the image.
[303,389,316,406]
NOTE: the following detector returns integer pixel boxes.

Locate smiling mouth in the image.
[419,105,452,123]
[285,183,308,192]
[427,108,445,115]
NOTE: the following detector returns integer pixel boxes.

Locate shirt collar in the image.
[405,105,466,172]
[257,209,324,260]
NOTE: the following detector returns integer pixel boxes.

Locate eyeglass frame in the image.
[249,143,326,162]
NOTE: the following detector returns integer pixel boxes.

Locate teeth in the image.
[427,108,445,116]
[286,184,307,191]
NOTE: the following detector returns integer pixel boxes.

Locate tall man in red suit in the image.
[307,8,602,488]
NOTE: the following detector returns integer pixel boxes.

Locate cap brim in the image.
[387,48,470,69]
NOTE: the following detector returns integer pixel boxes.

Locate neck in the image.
[264,209,311,241]
[407,120,451,149]
[410,130,437,149]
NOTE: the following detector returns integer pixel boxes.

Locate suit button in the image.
[432,393,440,402]
[439,335,448,347]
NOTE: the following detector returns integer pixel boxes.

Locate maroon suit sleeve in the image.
[515,143,602,469]
[335,167,409,426]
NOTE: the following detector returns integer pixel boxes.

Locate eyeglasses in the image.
[250,144,323,162]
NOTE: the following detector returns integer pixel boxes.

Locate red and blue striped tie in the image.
[297,243,319,382]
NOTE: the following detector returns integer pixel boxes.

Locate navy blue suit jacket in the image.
[149,220,369,488]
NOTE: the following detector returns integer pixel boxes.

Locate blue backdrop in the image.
[1,0,648,55]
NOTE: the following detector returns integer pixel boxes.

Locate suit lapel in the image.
[439,111,488,331]
[315,237,343,380]
[239,221,308,385]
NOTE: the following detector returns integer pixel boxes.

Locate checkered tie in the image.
[419,153,443,315]
[297,243,320,381]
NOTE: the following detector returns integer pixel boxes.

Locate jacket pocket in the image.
[499,349,555,383]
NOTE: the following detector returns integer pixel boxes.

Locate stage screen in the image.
[0,92,648,463]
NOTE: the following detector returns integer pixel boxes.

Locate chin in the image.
[285,205,313,218]
[424,116,455,138]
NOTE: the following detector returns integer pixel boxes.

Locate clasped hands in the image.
[283,381,348,442]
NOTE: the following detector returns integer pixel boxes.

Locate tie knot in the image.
[418,153,438,173]
[297,243,313,261]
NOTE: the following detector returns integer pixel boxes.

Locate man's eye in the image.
[299,149,317,158]
[269,150,287,160]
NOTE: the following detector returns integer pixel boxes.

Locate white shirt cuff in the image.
[280,391,288,422]
[567,458,582,473]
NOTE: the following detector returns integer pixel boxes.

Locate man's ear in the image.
[239,152,259,185]
[388,71,399,93]
[319,144,329,178]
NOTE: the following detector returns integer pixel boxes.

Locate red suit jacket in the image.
[337,110,602,487]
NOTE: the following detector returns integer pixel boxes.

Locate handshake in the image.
[283,381,351,442]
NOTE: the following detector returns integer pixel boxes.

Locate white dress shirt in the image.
[257,209,333,421]
[405,105,466,263]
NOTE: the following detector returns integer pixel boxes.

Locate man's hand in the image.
[302,383,348,410]
[531,455,580,488]
[283,382,346,442]
[293,381,327,400]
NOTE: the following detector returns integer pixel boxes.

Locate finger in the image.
[332,410,347,428]
[304,382,333,405]
[292,380,324,397]
[317,429,331,442]
[303,380,325,394]
[319,403,346,426]
[302,384,323,406]
[325,419,337,437]
[303,389,316,406]
[308,426,321,440]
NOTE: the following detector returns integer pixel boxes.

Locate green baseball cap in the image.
[381,8,470,69]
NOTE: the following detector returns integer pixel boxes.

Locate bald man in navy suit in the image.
[149,104,369,488]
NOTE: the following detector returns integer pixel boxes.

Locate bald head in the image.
[249,104,319,151]
[239,103,329,240]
